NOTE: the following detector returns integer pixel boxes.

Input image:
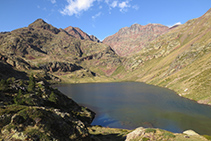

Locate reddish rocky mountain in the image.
[103,23,169,56]
[64,26,100,43]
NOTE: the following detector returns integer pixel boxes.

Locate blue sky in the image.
[0,0,210,40]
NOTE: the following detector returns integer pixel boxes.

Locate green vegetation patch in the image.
[145,128,156,133]
[203,135,211,140]
[0,79,9,91]
[142,137,150,141]
[17,107,46,121]
[23,128,52,140]
[28,74,36,92]
[163,132,176,138]
[0,105,26,115]
[48,91,57,103]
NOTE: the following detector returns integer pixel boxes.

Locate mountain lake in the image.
[56,82,211,135]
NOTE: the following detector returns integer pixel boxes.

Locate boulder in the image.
[183,130,199,136]
[125,127,145,141]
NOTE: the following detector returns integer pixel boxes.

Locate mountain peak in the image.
[129,24,142,32]
[28,19,60,34]
[130,23,142,28]
[64,26,100,42]
[29,19,47,27]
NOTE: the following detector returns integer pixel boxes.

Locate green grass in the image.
[142,137,149,141]
[0,105,26,115]
[163,132,176,138]
[203,135,211,140]
[23,128,52,140]
[145,128,156,133]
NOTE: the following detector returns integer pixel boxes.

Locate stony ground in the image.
[88,126,210,141]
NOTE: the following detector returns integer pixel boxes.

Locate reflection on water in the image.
[56,82,211,135]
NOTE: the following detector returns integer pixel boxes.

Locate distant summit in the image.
[103,23,169,56]
[64,26,101,43]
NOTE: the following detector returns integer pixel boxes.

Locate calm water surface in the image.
[56,82,211,135]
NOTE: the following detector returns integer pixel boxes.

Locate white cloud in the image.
[168,22,182,28]
[60,0,96,16]
[105,0,110,4]
[119,1,127,9]
[111,1,118,8]
[92,12,102,19]
[105,0,136,13]
[50,0,56,4]
[119,1,130,12]
[132,5,139,10]
[174,22,182,26]
[60,0,138,16]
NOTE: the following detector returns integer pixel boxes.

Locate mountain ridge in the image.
[103,23,169,56]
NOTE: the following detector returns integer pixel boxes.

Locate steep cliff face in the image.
[103,23,169,56]
[64,26,101,42]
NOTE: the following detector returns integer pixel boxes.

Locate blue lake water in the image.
[56,82,211,135]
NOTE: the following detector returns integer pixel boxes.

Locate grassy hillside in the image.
[117,8,211,105]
